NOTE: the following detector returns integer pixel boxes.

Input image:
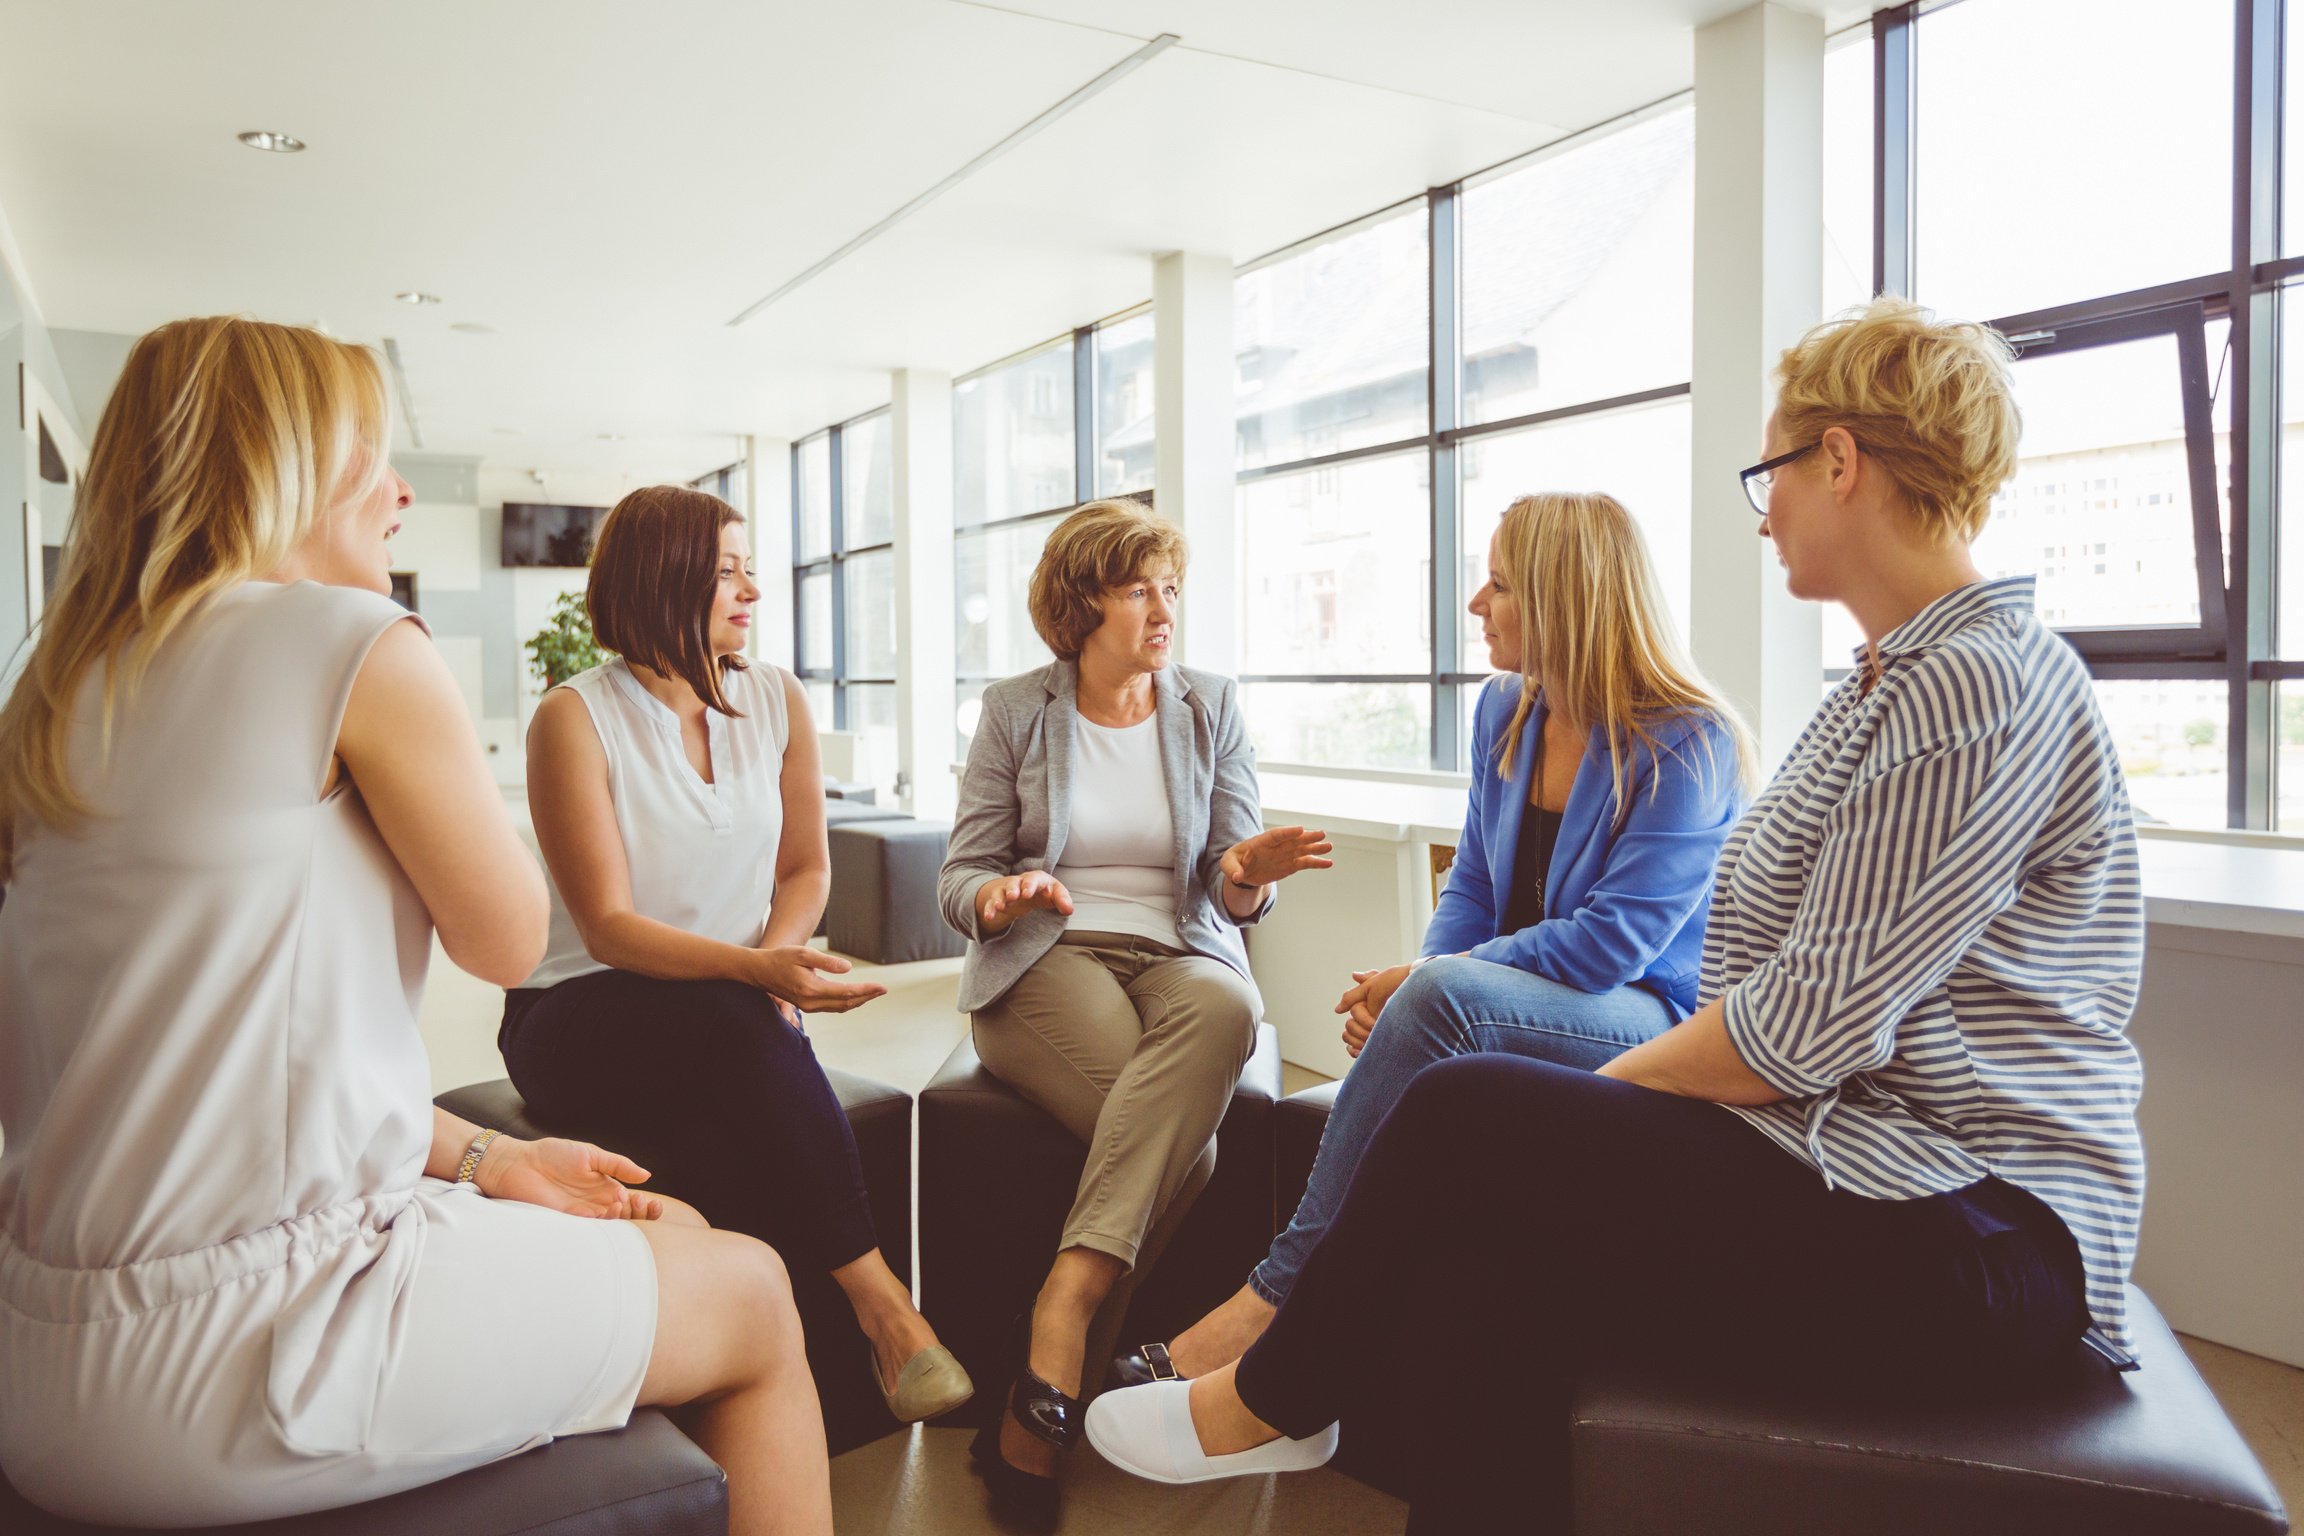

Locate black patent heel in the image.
[968,1305,1080,1531]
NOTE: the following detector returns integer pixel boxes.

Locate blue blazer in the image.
[1423,678,1746,1020]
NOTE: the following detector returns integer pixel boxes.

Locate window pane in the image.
[2280,684,2304,832]
[1822,29,1874,319]
[804,680,834,733]
[1973,331,2208,630]
[844,549,896,679]
[1238,452,1430,676]
[955,341,1077,527]
[1236,206,1428,471]
[1457,396,1693,661]
[1461,103,1692,426]
[847,682,900,806]
[1241,682,1432,772]
[957,680,989,764]
[1913,0,2230,321]
[2282,290,2304,658]
[799,569,832,672]
[798,435,832,561]
[844,411,894,549]
[1096,311,1157,496]
[956,517,1058,679]
[724,461,748,520]
[2094,678,2227,830]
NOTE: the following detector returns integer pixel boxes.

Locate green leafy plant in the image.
[527,591,607,689]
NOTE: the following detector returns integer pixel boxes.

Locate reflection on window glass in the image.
[1972,332,2207,630]
[845,412,894,549]
[956,516,1058,679]
[1238,453,1429,676]
[799,570,832,672]
[1461,103,1692,426]
[844,549,897,678]
[2280,685,2304,832]
[798,434,833,561]
[1822,30,1874,319]
[847,682,900,805]
[1235,206,1428,471]
[955,341,1076,527]
[2093,679,2226,830]
[1096,311,1157,496]
[1457,396,1693,655]
[1241,682,1431,772]
[1914,0,2230,321]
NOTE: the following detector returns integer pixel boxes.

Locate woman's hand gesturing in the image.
[975,871,1074,937]
[1336,962,1413,1058]
[1219,827,1333,918]
[475,1136,666,1220]
[750,945,887,1014]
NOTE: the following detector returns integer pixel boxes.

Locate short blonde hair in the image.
[1027,499,1188,661]
[1773,297,2021,544]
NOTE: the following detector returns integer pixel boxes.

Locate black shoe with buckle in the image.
[1108,1340,1180,1390]
[969,1305,1081,1532]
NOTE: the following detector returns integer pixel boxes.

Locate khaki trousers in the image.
[972,930,1261,1275]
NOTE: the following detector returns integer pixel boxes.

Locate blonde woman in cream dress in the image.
[0,318,830,1536]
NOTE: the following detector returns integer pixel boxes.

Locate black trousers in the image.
[500,970,879,1272]
[1233,1054,2090,1535]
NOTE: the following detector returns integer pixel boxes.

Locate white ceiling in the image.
[0,0,1854,481]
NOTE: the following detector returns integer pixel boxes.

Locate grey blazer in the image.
[937,658,1271,1015]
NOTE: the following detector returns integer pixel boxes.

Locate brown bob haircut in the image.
[1027,498,1189,661]
[586,484,750,715]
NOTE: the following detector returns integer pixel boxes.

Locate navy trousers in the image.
[1233,1054,2091,1535]
[501,970,879,1272]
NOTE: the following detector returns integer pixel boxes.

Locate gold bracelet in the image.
[455,1128,502,1186]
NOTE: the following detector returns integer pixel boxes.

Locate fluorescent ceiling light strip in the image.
[726,31,1179,327]
[382,337,425,450]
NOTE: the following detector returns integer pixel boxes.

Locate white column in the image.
[1154,251,1238,675]
[745,434,795,669]
[892,369,957,819]
[1690,2,1825,776]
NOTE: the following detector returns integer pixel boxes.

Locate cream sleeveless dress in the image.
[0,581,657,1527]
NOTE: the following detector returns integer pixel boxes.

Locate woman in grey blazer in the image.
[937,499,1330,1529]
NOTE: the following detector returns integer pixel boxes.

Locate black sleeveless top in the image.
[1501,803,1562,935]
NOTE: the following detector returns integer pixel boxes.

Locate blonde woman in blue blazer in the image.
[1125,490,1754,1383]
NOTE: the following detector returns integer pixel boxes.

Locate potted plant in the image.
[526,591,606,689]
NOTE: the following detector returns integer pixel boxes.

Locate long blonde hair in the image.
[1489,492,1755,812]
[0,317,392,876]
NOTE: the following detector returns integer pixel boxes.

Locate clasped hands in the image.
[1336,961,1414,1058]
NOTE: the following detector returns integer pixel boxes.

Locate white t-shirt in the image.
[1053,713,1183,950]
[524,657,791,988]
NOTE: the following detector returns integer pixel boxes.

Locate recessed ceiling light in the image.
[237,130,305,153]
[395,291,442,306]
[449,320,494,334]
[593,432,626,442]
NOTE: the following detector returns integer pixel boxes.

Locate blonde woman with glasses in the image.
[1115,491,1754,1390]
[0,318,829,1535]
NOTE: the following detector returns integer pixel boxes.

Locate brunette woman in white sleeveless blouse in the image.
[0,318,831,1536]
[505,485,969,1428]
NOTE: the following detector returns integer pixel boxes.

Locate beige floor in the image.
[420,944,2302,1530]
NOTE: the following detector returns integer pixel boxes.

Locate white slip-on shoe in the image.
[1085,1380,1339,1486]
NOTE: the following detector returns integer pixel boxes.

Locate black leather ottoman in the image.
[826,820,966,964]
[0,1409,724,1535]
[917,1024,1282,1426]
[437,1071,914,1458]
[1272,1081,2292,1533]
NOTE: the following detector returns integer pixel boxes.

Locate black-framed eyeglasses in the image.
[1738,442,1820,517]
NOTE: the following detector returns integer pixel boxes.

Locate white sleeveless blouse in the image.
[0,581,655,1526]
[524,656,791,989]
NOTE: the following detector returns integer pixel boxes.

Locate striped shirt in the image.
[1703,576,2146,1356]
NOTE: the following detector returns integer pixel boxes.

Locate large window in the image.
[952,311,1156,758]
[1876,0,2295,831]
[1236,99,1696,772]
[792,410,897,800]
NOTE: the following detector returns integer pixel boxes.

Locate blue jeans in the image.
[1248,955,1673,1306]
